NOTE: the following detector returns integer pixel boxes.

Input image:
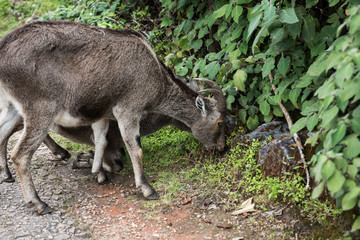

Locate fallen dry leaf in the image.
[231,197,256,216]
[183,196,192,205]
[202,217,212,224]
[216,224,232,229]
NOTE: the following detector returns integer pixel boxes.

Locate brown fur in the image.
[0,21,226,214]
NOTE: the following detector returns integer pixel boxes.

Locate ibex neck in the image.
[156,79,200,128]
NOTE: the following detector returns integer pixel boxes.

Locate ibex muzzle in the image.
[0,21,227,214]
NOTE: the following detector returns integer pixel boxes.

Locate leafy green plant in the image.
[158,0,360,231]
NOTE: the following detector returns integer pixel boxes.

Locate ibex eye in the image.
[218,122,223,126]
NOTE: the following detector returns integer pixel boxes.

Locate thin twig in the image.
[264,58,310,190]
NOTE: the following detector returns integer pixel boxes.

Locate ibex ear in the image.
[195,96,207,116]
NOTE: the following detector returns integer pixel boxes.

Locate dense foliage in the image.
[157,0,360,232]
[1,0,360,234]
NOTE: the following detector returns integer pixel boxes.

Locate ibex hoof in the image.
[38,205,53,215]
[96,172,110,185]
[145,191,159,200]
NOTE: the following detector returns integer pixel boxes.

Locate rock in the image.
[245,121,316,177]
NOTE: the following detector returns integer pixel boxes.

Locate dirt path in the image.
[1,135,304,240]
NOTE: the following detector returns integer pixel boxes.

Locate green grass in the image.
[0,0,70,37]
[49,132,93,154]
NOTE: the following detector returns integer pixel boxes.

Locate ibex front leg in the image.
[114,112,158,199]
[91,119,109,184]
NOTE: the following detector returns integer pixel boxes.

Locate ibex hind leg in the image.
[11,112,55,215]
[114,112,158,200]
[0,106,21,183]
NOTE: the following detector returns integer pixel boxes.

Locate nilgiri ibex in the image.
[0,111,193,182]
[0,82,234,182]
[0,21,227,214]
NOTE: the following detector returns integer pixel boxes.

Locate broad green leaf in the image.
[327,169,345,194]
[229,49,242,61]
[272,105,284,117]
[289,88,301,107]
[321,106,339,128]
[214,4,230,19]
[313,155,327,183]
[311,42,326,57]
[252,25,269,54]
[335,62,350,87]
[354,106,360,118]
[198,27,209,38]
[325,51,343,71]
[161,15,173,28]
[342,187,360,211]
[232,5,243,24]
[302,15,315,44]
[239,109,247,124]
[348,165,358,178]
[279,8,299,24]
[247,13,262,41]
[188,29,197,42]
[306,0,319,8]
[307,59,326,77]
[231,26,244,41]
[311,182,325,199]
[332,123,346,146]
[263,4,276,25]
[233,70,247,92]
[259,101,271,116]
[315,81,335,99]
[343,135,360,159]
[247,115,259,130]
[350,13,360,35]
[340,80,360,102]
[290,117,307,135]
[354,158,360,168]
[305,131,319,146]
[183,20,193,34]
[307,113,318,132]
[352,216,360,232]
[321,160,335,181]
[239,95,248,107]
[262,57,275,78]
[352,118,360,134]
[226,95,235,110]
[177,66,188,76]
[295,76,312,88]
[191,39,203,51]
[278,56,290,77]
[342,194,358,211]
[271,28,286,44]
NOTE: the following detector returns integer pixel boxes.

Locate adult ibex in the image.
[0,21,226,214]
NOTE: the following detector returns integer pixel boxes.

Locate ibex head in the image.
[191,78,227,151]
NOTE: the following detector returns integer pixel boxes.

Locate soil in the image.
[0,133,351,240]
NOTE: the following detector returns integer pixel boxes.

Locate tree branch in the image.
[264,58,310,190]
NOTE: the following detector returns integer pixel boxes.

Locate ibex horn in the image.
[193,78,226,110]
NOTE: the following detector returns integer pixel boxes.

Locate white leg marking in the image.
[91,119,109,174]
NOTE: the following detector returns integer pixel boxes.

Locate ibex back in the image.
[0,21,226,214]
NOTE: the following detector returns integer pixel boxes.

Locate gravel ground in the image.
[0,141,92,240]
[2,133,351,240]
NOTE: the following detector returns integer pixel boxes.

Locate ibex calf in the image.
[0,21,226,214]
